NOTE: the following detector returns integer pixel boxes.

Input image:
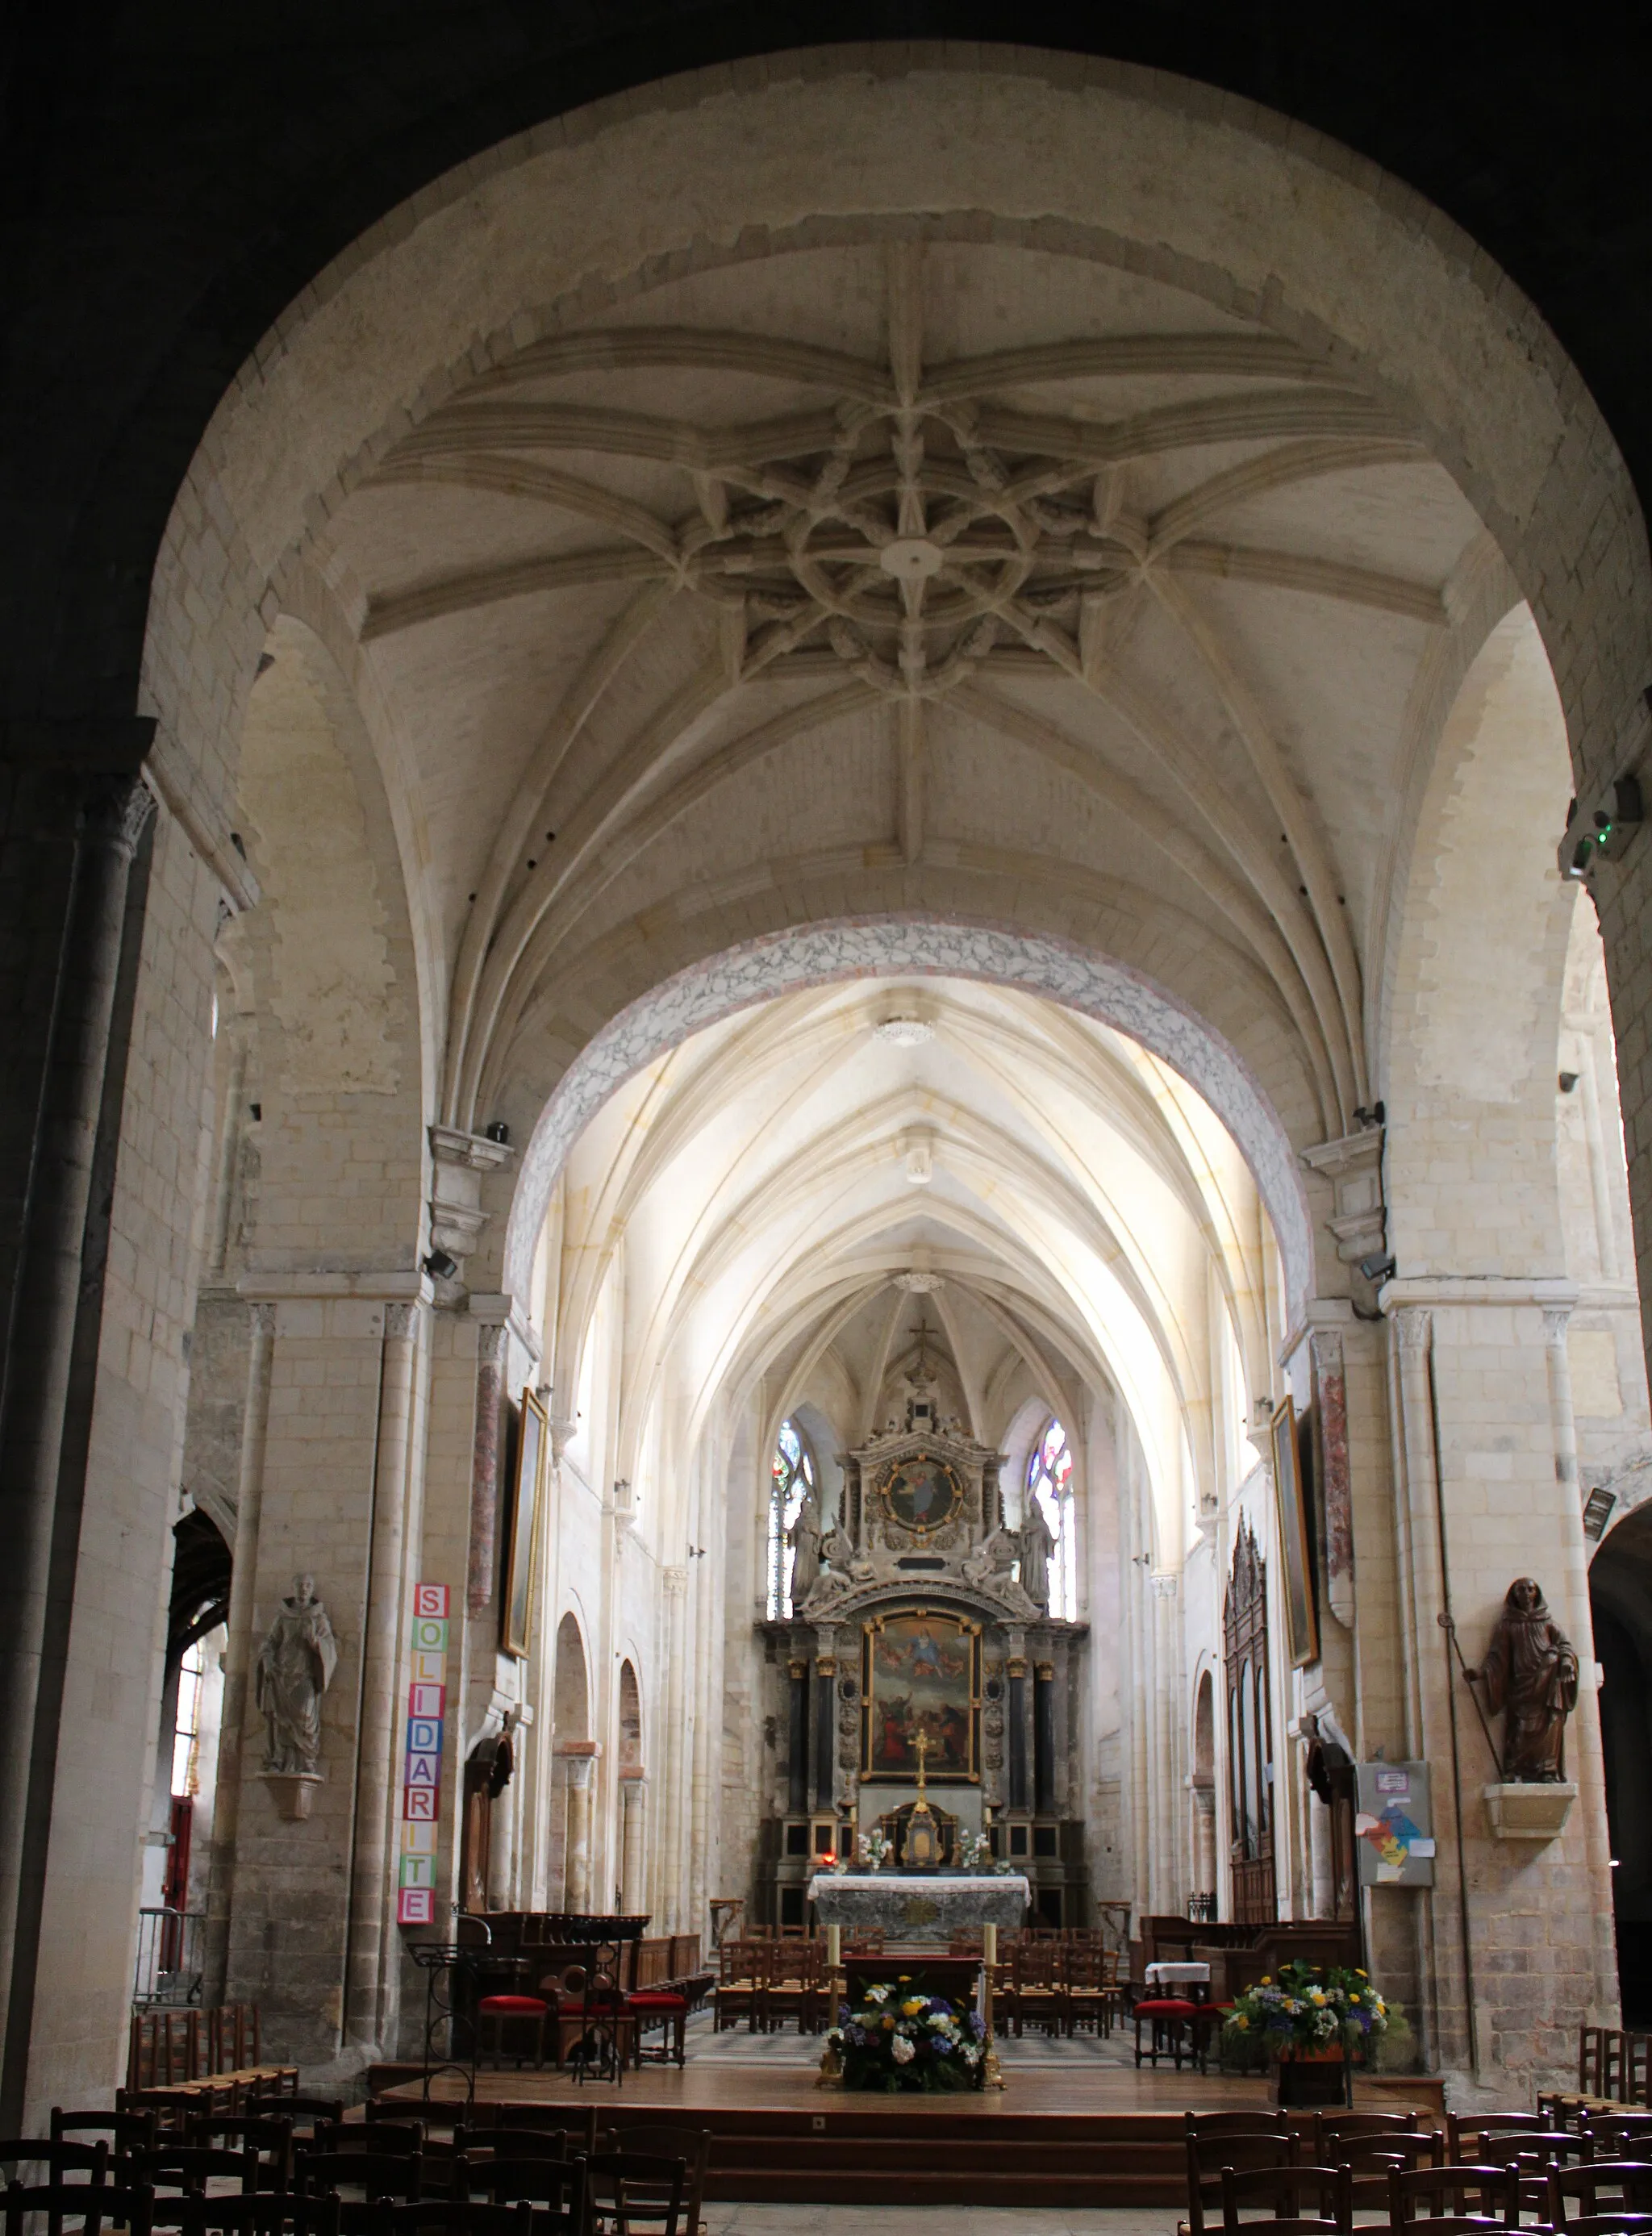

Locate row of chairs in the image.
[3,2103,708,2236]
[712,1942,832,2034]
[127,2010,268,2095]
[993,1943,1123,2038]
[1185,2105,1652,2236]
[1582,2030,1652,2106]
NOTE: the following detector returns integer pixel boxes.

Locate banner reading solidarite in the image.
[397,1583,450,1924]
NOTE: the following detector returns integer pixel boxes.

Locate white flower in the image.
[891,2034,916,2064]
[866,1984,889,2004]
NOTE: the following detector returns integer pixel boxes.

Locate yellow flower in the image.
[1233,2015,1249,2030]
[903,1999,924,2017]
[1356,1969,1367,1978]
[1309,1990,1326,2004]
[1260,1975,1270,1985]
[882,2014,895,2030]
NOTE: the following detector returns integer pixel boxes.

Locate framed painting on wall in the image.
[860,1608,981,1783]
[1270,1394,1318,1668]
[502,1385,546,1658]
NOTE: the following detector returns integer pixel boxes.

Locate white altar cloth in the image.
[805,1871,1030,1934]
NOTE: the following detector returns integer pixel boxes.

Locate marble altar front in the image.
[807,1871,1030,1939]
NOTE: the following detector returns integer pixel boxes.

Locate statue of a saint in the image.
[255,1574,339,1775]
[789,1490,820,1605]
[1019,1501,1057,1611]
[1470,1577,1579,1782]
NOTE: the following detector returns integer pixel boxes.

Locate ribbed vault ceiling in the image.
[319,232,1491,1158]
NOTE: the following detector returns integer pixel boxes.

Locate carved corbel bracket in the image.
[261,1771,323,1822]
[1483,1781,1577,1841]
[429,1124,516,1267]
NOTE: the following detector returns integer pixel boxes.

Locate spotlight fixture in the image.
[1358,1252,1397,1284]
[1352,1101,1386,1128]
[874,1016,933,1045]
[1558,1071,1579,1094]
[484,1119,511,1144]
[423,1247,458,1280]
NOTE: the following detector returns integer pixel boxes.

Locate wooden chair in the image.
[1004,1942,1062,2038]
[452,2157,585,2221]
[1385,2163,1521,2233]
[0,2146,111,2236]
[50,2110,158,2169]
[1185,2130,1296,2236]
[1549,2163,1652,2227]
[373,2206,538,2236]
[131,2146,261,2199]
[596,2134,707,2236]
[1219,2163,1352,2236]
[1589,2120,1652,2160]
[315,2127,422,2160]
[144,2202,340,2236]
[1134,1990,1201,2069]
[712,1943,761,2034]
[1446,2113,1551,2164]
[182,2117,293,2192]
[296,2150,423,2236]
[1316,2115,1422,2155]
[474,1993,549,2071]
[3,2182,155,2236]
[1064,1944,1120,2038]
[494,2112,597,2159]
[583,2153,686,2236]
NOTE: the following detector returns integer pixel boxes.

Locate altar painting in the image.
[861,1609,980,1783]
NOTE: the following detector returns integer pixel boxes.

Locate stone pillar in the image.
[786,1658,810,1815]
[620,1771,647,1914]
[1389,1305,1450,2073]
[1033,1660,1056,1817]
[486,1739,517,1913]
[204,1016,249,1277]
[467,1318,507,1616]
[0,771,154,2119]
[344,1299,423,2055]
[561,1743,600,1911]
[202,1299,277,2004]
[1006,1635,1029,1814]
[813,1627,838,1815]
[661,1567,688,1930]
[1191,1783,1217,1901]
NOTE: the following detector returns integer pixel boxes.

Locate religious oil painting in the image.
[861,1608,980,1783]
[1270,1395,1319,1668]
[878,1451,965,1537]
[502,1386,546,1658]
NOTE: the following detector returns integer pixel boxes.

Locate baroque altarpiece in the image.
[757,1362,1088,1926]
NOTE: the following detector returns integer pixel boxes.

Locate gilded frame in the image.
[502,1384,546,1658]
[1270,1395,1318,1669]
[859,1606,981,1783]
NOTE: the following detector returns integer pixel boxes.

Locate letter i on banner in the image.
[398,1583,449,1924]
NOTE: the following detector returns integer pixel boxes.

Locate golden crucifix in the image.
[912,1725,931,1796]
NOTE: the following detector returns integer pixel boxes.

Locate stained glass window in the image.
[1026,1416,1078,1621]
[767,1418,816,1619]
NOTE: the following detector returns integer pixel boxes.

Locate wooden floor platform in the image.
[371,2059,1444,2206]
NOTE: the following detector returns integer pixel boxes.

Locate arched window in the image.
[767,1418,816,1620]
[1026,1416,1078,1621]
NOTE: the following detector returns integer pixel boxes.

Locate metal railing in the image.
[132,1907,205,2005]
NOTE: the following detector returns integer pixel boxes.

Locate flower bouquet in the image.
[1223,1961,1387,2104]
[828,1977,987,2092]
[955,1830,1013,1875]
[856,1828,895,1870]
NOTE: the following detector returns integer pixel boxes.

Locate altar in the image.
[807,1871,1030,1942]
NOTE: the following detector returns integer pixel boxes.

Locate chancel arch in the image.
[9,41,1652,2131]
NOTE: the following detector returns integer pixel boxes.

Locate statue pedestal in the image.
[1482,1781,1576,1841]
[262,1771,323,1821]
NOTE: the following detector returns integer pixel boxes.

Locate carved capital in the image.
[1395,1306,1433,1354]
[384,1301,419,1342]
[1542,1304,1574,1346]
[248,1300,278,1340]
[81,772,158,860]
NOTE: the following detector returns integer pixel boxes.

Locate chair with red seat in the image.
[475,1993,549,2072]
[626,1992,690,2068]
[1135,1993,1202,2070]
